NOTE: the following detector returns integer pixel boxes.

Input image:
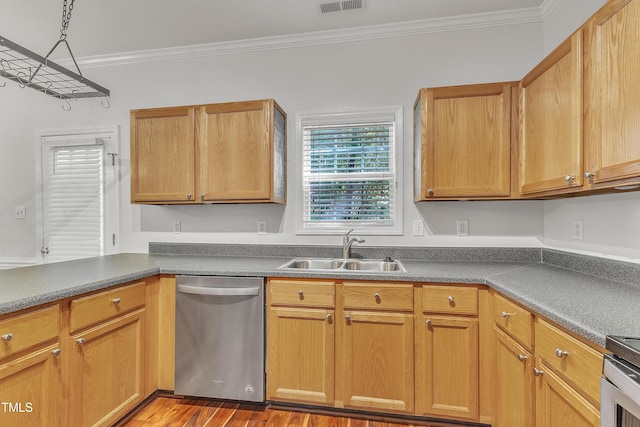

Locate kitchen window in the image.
[297,107,403,235]
[36,128,119,263]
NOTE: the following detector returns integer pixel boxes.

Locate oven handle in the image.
[177,284,260,297]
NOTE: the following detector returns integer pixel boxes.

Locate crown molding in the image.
[540,0,564,20]
[68,7,545,69]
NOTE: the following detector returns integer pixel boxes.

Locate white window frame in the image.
[296,106,403,235]
[35,126,120,263]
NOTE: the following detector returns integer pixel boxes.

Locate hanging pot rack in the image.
[0,0,110,109]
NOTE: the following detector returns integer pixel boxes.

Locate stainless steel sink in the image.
[278,257,406,273]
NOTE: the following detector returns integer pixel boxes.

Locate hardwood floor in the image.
[116,397,475,427]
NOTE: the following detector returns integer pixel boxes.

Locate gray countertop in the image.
[1,248,639,349]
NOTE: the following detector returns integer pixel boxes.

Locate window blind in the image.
[302,123,396,228]
[42,144,104,262]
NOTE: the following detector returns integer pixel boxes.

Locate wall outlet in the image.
[457,219,469,236]
[15,206,26,219]
[412,219,424,236]
[257,220,267,235]
[572,219,584,240]
[172,220,181,233]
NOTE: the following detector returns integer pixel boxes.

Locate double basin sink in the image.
[279,257,406,273]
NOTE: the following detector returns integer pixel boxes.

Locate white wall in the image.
[0,21,545,260]
[541,0,640,262]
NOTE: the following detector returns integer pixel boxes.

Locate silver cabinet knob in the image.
[1,333,13,342]
[76,338,86,346]
[534,367,544,377]
[565,175,575,183]
[584,171,594,179]
[326,313,332,321]
[555,348,569,358]
[427,188,434,197]
[112,297,121,305]
[186,193,192,200]
[297,290,304,297]
[200,192,205,200]
[517,353,528,362]
[448,296,455,303]
[374,293,381,300]
[51,348,61,357]
[425,319,432,327]
[345,314,351,321]
[501,311,515,319]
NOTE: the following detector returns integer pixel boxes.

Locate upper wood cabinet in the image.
[519,31,584,196]
[584,0,640,188]
[130,99,286,204]
[413,82,516,200]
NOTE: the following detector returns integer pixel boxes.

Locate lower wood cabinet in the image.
[339,309,414,413]
[266,279,335,406]
[535,359,600,427]
[494,326,535,427]
[0,343,63,427]
[67,309,146,427]
[267,306,335,405]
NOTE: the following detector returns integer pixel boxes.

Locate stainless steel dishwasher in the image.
[175,275,264,402]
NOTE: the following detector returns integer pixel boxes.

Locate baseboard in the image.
[0,257,37,269]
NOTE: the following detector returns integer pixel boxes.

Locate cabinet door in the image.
[198,100,273,201]
[266,307,334,406]
[584,0,640,185]
[416,315,479,421]
[0,345,62,427]
[535,363,599,427]
[494,327,534,427]
[69,309,145,427]
[339,310,414,414]
[130,107,196,203]
[519,32,583,195]
[415,83,513,199]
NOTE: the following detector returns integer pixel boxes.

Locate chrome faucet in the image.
[342,229,365,259]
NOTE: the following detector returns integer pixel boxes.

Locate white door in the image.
[37,129,119,263]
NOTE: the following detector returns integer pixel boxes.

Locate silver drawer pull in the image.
[374,293,381,300]
[555,348,569,358]
[534,367,544,377]
[326,313,332,321]
[76,338,86,346]
[51,348,61,357]
[1,333,13,342]
[565,175,575,183]
[448,296,455,303]
[501,311,515,319]
[517,353,528,362]
[112,297,121,305]
[297,290,304,297]
[345,314,351,321]
[425,319,432,327]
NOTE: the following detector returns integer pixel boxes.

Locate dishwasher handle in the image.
[177,284,260,296]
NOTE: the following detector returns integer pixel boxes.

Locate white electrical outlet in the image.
[15,205,26,219]
[457,219,469,236]
[257,220,267,235]
[572,219,584,240]
[172,220,181,233]
[412,219,424,236]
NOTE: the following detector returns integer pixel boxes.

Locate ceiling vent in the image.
[317,0,365,15]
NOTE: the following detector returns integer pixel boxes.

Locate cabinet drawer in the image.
[536,318,603,404]
[493,293,534,350]
[0,305,59,359]
[343,283,413,311]
[269,279,335,308]
[422,285,478,315]
[70,281,146,333]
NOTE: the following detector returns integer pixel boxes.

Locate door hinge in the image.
[112,233,116,246]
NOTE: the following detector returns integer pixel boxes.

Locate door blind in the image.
[42,144,104,262]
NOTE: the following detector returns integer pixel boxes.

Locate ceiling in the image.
[1,0,546,59]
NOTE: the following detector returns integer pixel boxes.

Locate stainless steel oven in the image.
[602,336,640,427]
